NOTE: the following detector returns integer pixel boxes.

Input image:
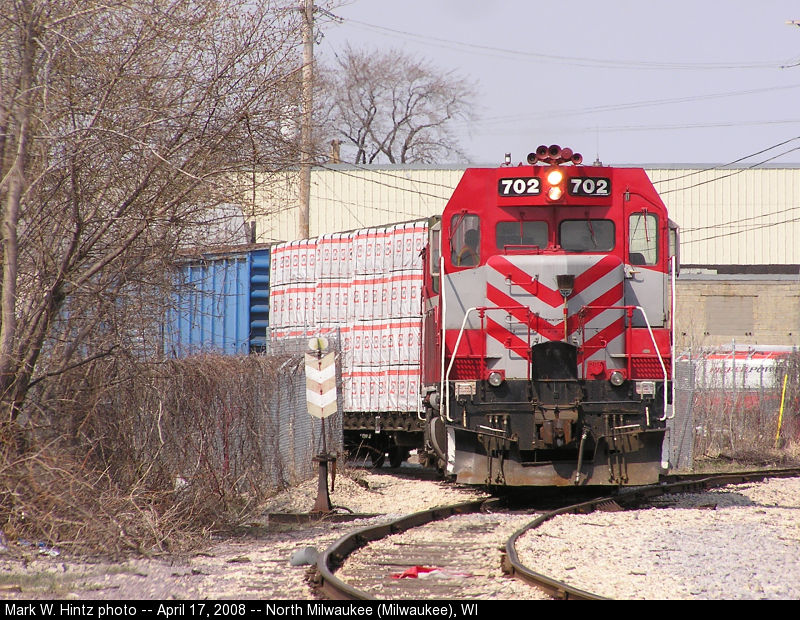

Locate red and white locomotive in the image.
[419,146,678,486]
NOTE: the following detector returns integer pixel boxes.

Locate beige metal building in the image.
[251,165,463,242]
[252,163,800,350]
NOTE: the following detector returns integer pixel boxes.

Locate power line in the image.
[657,142,800,194]
[682,203,800,235]
[300,134,800,241]
[652,136,800,184]
[567,118,800,135]
[459,83,800,130]
[681,213,800,245]
[315,162,457,199]
[340,18,794,71]
[317,136,800,200]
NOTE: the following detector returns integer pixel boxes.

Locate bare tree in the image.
[0,0,304,443]
[320,46,476,164]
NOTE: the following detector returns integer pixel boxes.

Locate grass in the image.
[691,445,800,474]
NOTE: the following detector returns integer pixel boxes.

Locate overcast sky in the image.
[315,0,800,166]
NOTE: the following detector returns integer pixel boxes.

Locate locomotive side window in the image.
[430,218,441,293]
[496,221,548,249]
[451,213,481,267]
[628,213,658,265]
[559,219,614,251]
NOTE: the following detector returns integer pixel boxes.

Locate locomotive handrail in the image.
[637,304,670,422]
[669,255,677,420]
[442,305,532,424]
[443,306,479,423]
[440,256,450,421]
[581,303,669,421]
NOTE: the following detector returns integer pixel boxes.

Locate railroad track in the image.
[314,500,496,600]
[312,467,800,600]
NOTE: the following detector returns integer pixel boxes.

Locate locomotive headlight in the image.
[609,371,625,386]
[488,371,504,387]
[546,168,564,185]
[546,167,565,200]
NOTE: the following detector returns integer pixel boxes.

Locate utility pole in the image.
[298,0,314,239]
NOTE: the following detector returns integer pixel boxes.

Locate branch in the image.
[27,345,118,389]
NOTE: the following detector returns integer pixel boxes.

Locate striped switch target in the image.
[305,352,337,419]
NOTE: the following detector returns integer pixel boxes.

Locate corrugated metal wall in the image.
[646,166,800,266]
[254,166,462,243]
[252,165,800,267]
[164,248,271,356]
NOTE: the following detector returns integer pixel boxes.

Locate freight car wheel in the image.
[388,446,410,468]
[346,439,387,468]
[370,450,386,468]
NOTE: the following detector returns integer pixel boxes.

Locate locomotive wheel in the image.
[426,411,448,468]
[420,409,447,472]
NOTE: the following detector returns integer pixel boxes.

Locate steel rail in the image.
[313,467,800,601]
[502,467,800,599]
[314,498,490,600]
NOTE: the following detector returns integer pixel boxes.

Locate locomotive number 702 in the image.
[569,177,610,196]
[498,177,541,196]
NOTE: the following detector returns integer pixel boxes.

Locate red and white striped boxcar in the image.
[420,146,679,486]
[270,221,428,467]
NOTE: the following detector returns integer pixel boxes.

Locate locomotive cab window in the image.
[429,217,441,293]
[668,219,680,274]
[559,219,614,251]
[496,221,548,250]
[628,212,658,265]
[451,213,481,267]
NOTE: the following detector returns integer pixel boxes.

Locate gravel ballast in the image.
[515,476,800,599]
[1,470,797,600]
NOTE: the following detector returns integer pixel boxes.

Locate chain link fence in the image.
[666,346,800,470]
[267,334,344,470]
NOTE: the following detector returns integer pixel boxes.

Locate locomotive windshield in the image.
[559,219,614,251]
[496,221,548,249]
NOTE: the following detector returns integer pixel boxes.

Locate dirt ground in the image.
[0,467,487,600]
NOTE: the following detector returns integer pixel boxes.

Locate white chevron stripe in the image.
[305,352,337,418]
[484,254,627,372]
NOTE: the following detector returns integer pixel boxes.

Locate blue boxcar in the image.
[164,247,270,356]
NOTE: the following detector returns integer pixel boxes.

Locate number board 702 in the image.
[568,177,611,197]
[498,177,541,196]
